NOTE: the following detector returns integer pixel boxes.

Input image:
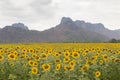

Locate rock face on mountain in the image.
[12,23,29,30]
[0,17,120,43]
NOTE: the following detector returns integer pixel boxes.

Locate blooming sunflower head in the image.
[72,52,80,59]
[42,64,51,71]
[102,54,108,60]
[64,65,74,71]
[0,55,4,61]
[99,60,104,65]
[56,64,61,71]
[64,51,70,57]
[8,53,17,60]
[63,57,70,63]
[31,67,38,74]
[81,64,89,72]
[69,60,76,66]
[95,71,101,77]
[41,53,48,59]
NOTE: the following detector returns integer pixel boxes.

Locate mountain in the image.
[0,17,120,43]
[0,25,38,43]
[40,17,109,42]
[75,20,120,39]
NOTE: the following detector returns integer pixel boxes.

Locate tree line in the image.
[109,38,120,43]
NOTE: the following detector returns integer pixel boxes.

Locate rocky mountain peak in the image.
[12,23,28,30]
[60,17,73,24]
[93,23,105,29]
[58,17,79,30]
[75,20,85,24]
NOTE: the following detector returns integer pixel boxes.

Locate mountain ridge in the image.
[0,17,120,43]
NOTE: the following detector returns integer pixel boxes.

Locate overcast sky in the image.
[0,0,120,31]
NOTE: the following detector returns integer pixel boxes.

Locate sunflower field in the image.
[0,43,120,80]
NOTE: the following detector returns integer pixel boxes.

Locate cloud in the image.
[55,0,120,30]
[0,0,120,30]
[0,0,31,21]
[0,0,57,22]
[0,0,58,30]
[30,0,57,19]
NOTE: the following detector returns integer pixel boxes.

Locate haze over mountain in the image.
[0,17,120,43]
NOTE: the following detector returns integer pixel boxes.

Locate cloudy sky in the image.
[0,0,120,31]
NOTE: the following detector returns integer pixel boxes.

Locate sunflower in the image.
[42,64,50,71]
[54,52,60,57]
[82,52,87,56]
[34,56,40,61]
[27,57,31,61]
[95,71,101,77]
[24,55,30,60]
[8,53,17,60]
[28,60,34,66]
[69,60,76,66]
[102,54,108,60]
[85,57,89,61]
[64,52,70,57]
[13,51,18,56]
[63,57,70,63]
[64,65,74,71]
[29,49,34,53]
[55,59,61,63]
[22,49,27,53]
[22,52,26,56]
[56,64,61,71]
[99,60,103,65]
[32,54,37,58]
[69,65,74,71]
[41,53,48,59]
[96,53,100,56]
[114,58,120,62]
[0,55,4,61]
[33,62,38,67]
[72,52,80,59]
[91,56,97,61]
[87,61,93,65]
[81,64,89,72]
[0,50,3,54]
[31,67,38,74]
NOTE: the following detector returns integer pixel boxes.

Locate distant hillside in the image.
[0,25,41,43]
[0,17,120,43]
[75,20,120,39]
